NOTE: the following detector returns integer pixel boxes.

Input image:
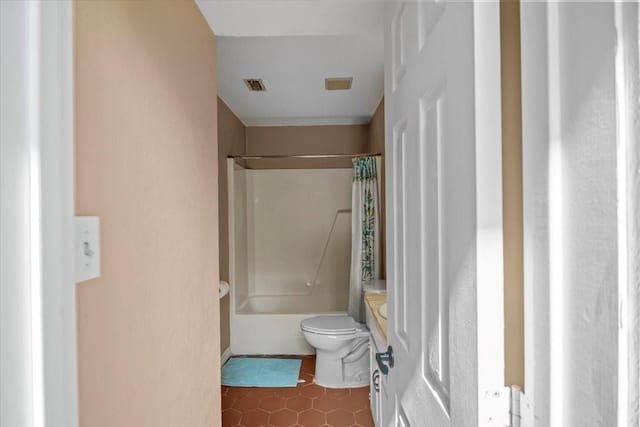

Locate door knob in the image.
[375,346,394,375]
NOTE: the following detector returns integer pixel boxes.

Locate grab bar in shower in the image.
[307,208,352,292]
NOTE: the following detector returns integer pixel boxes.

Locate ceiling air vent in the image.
[243,78,266,92]
[325,77,353,91]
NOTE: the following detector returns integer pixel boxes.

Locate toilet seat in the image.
[301,315,356,335]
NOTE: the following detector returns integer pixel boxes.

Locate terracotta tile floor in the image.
[221,355,374,427]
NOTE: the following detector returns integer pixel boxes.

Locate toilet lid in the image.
[301,316,356,335]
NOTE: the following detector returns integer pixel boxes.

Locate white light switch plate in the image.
[75,216,100,283]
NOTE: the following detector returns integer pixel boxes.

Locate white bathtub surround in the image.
[221,347,232,366]
[233,163,352,302]
[349,156,381,322]
[227,160,353,354]
[218,281,230,299]
[229,282,347,354]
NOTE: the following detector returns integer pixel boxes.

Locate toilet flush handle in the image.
[375,346,394,375]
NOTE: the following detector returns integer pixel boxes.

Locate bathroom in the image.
[215,28,388,427]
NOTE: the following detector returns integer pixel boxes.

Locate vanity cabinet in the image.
[369,337,383,426]
[365,300,387,427]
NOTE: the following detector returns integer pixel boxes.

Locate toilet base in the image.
[314,346,370,389]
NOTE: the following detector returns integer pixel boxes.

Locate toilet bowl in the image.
[301,315,370,388]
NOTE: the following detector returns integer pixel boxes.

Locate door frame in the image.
[613,4,640,425]
[40,3,78,425]
[0,1,77,426]
[520,4,562,423]
[472,2,508,424]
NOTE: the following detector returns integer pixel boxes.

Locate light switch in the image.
[75,216,100,283]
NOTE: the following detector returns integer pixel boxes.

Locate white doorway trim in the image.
[614,3,640,426]
[0,1,77,426]
[40,2,78,426]
[472,4,507,424]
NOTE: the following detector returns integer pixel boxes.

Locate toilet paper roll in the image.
[219,281,230,299]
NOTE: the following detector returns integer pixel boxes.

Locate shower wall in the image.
[229,160,353,314]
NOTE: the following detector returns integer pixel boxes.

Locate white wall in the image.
[521,2,639,425]
[559,5,618,422]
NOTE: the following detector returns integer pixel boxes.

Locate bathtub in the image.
[230,286,347,355]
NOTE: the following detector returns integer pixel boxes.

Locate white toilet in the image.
[301,315,370,388]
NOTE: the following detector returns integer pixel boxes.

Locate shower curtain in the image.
[349,156,380,322]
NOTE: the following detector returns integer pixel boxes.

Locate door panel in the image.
[384,1,504,426]
[419,90,450,412]
[392,119,410,352]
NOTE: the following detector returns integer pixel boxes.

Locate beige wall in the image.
[367,100,386,279]
[75,2,221,425]
[245,124,369,169]
[500,0,525,389]
[217,99,246,355]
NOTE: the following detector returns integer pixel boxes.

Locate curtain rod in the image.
[228,153,381,160]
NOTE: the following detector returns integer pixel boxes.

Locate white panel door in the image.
[382,1,504,426]
[521,2,640,426]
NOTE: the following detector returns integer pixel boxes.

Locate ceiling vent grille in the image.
[243,78,266,92]
[325,77,353,91]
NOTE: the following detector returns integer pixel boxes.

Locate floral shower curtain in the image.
[349,156,380,322]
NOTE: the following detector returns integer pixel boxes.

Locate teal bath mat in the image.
[221,357,302,388]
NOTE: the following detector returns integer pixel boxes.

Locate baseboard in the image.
[221,347,232,366]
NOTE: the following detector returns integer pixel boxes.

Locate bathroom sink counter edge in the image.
[364,292,387,345]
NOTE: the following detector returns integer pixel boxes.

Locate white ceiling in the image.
[196,1,385,126]
[196,1,384,38]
